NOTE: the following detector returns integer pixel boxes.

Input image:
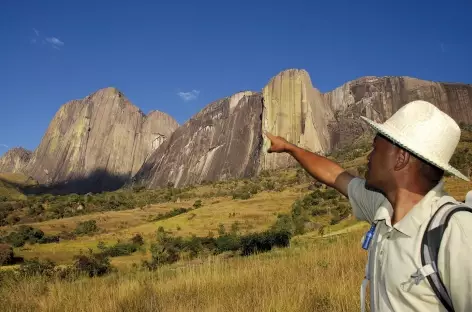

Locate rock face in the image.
[133,69,472,189]
[260,69,334,170]
[132,91,263,188]
[24,87,178,193]
[260,71,472,162]
[4,69,471,193]
[324,76,472,151]
[0,147,32,173]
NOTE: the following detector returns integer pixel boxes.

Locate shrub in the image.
[1,226,58,247]
[73,251,112,277]
[232,191,251,200]
[17,258,56,277]
[151,207,191,221]
[104,242,138,257]
[74,220,99,235]
[0,244,13,265]
[240,229,291,256]
[215,234,241,253]
[193,200,202,209]
[271,214,294,234]
[130,233,144,246]
[142,229,183,270]
[262,180,275,190]
[183,235,203,258]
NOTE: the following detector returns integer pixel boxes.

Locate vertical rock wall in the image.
[260,69,334,170]
[132,92,263,188]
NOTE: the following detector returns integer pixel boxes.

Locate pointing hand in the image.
[264,131,291,153]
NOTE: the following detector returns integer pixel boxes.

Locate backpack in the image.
[413,191,472,312]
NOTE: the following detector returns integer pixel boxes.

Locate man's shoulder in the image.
[347,177,388,223]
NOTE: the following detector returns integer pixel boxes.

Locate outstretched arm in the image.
[264,131,355,197]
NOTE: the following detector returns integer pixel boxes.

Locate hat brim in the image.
[360,116,470,182]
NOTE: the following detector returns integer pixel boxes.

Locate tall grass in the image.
[0,230,367,312]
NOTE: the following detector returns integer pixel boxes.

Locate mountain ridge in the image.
[1,68,471,193]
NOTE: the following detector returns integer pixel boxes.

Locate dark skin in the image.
[264,131,435,225]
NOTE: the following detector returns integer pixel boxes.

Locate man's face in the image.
[365,134,399,192]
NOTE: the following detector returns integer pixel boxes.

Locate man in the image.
[264,100,472,311]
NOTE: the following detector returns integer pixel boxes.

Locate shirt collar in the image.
[373,179,447,237]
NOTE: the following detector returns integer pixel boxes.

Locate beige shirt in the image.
[347,177,472,312]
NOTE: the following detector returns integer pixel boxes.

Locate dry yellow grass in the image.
[0,230,367,312]
[11,188,308,265]
[0,172,38,187]
[127,189,303,237]
[1,202,180,235]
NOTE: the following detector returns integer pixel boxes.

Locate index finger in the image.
[263,131,275,139]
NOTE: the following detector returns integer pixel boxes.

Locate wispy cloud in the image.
[46,37,64,49]
[30,28,39,44]
[178,90,200,101]
[0,144,9,149]
[30,29,65,50]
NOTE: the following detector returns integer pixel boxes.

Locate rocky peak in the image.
[22,87,179,194]
[260,68,334,170]
[132,91,263,188]
[0,147,32,173]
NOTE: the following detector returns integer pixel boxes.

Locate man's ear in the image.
[393,148,410,171]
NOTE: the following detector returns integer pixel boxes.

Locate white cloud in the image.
[178,90,200,101]
[0,144,9,149]
[30,29,64,50]
[46,37,64,49]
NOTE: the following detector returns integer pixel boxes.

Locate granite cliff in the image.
[135,69,471,188]
[2,69,470,192]
[0,147,32,173]
[22,87,178,193]
[324,75,472,151]
[260,70,472,167]
[260,69,334,170]
[132,91,263,188]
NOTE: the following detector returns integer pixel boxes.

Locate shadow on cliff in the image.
[20,169,130,195]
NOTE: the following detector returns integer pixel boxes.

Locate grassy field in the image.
[0,229,367,312]
[8,188,308,266]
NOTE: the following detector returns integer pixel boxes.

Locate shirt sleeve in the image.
[347,177,386,223]
[439,211,472,312]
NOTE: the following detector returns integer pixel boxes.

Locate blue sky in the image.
[1,0,471,154]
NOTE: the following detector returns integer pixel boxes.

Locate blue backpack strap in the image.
[420,199,472,312]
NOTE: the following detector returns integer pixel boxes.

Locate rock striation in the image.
[3,69,471,192]
[324,76,472,151]
[260,69,334,170]
[0,147,32,173]
[133,69,472,189]
[23,87,178,193]
[132,91,263,188]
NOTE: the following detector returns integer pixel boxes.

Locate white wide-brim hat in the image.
[360,100,470,182]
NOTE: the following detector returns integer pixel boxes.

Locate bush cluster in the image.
[96,234,144,258]
[271,188,350,235]
[0,225,59,247]
[74,220,99,236]
[149,207,194,222]
[0,183,199,226]
[142,225,292,270]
